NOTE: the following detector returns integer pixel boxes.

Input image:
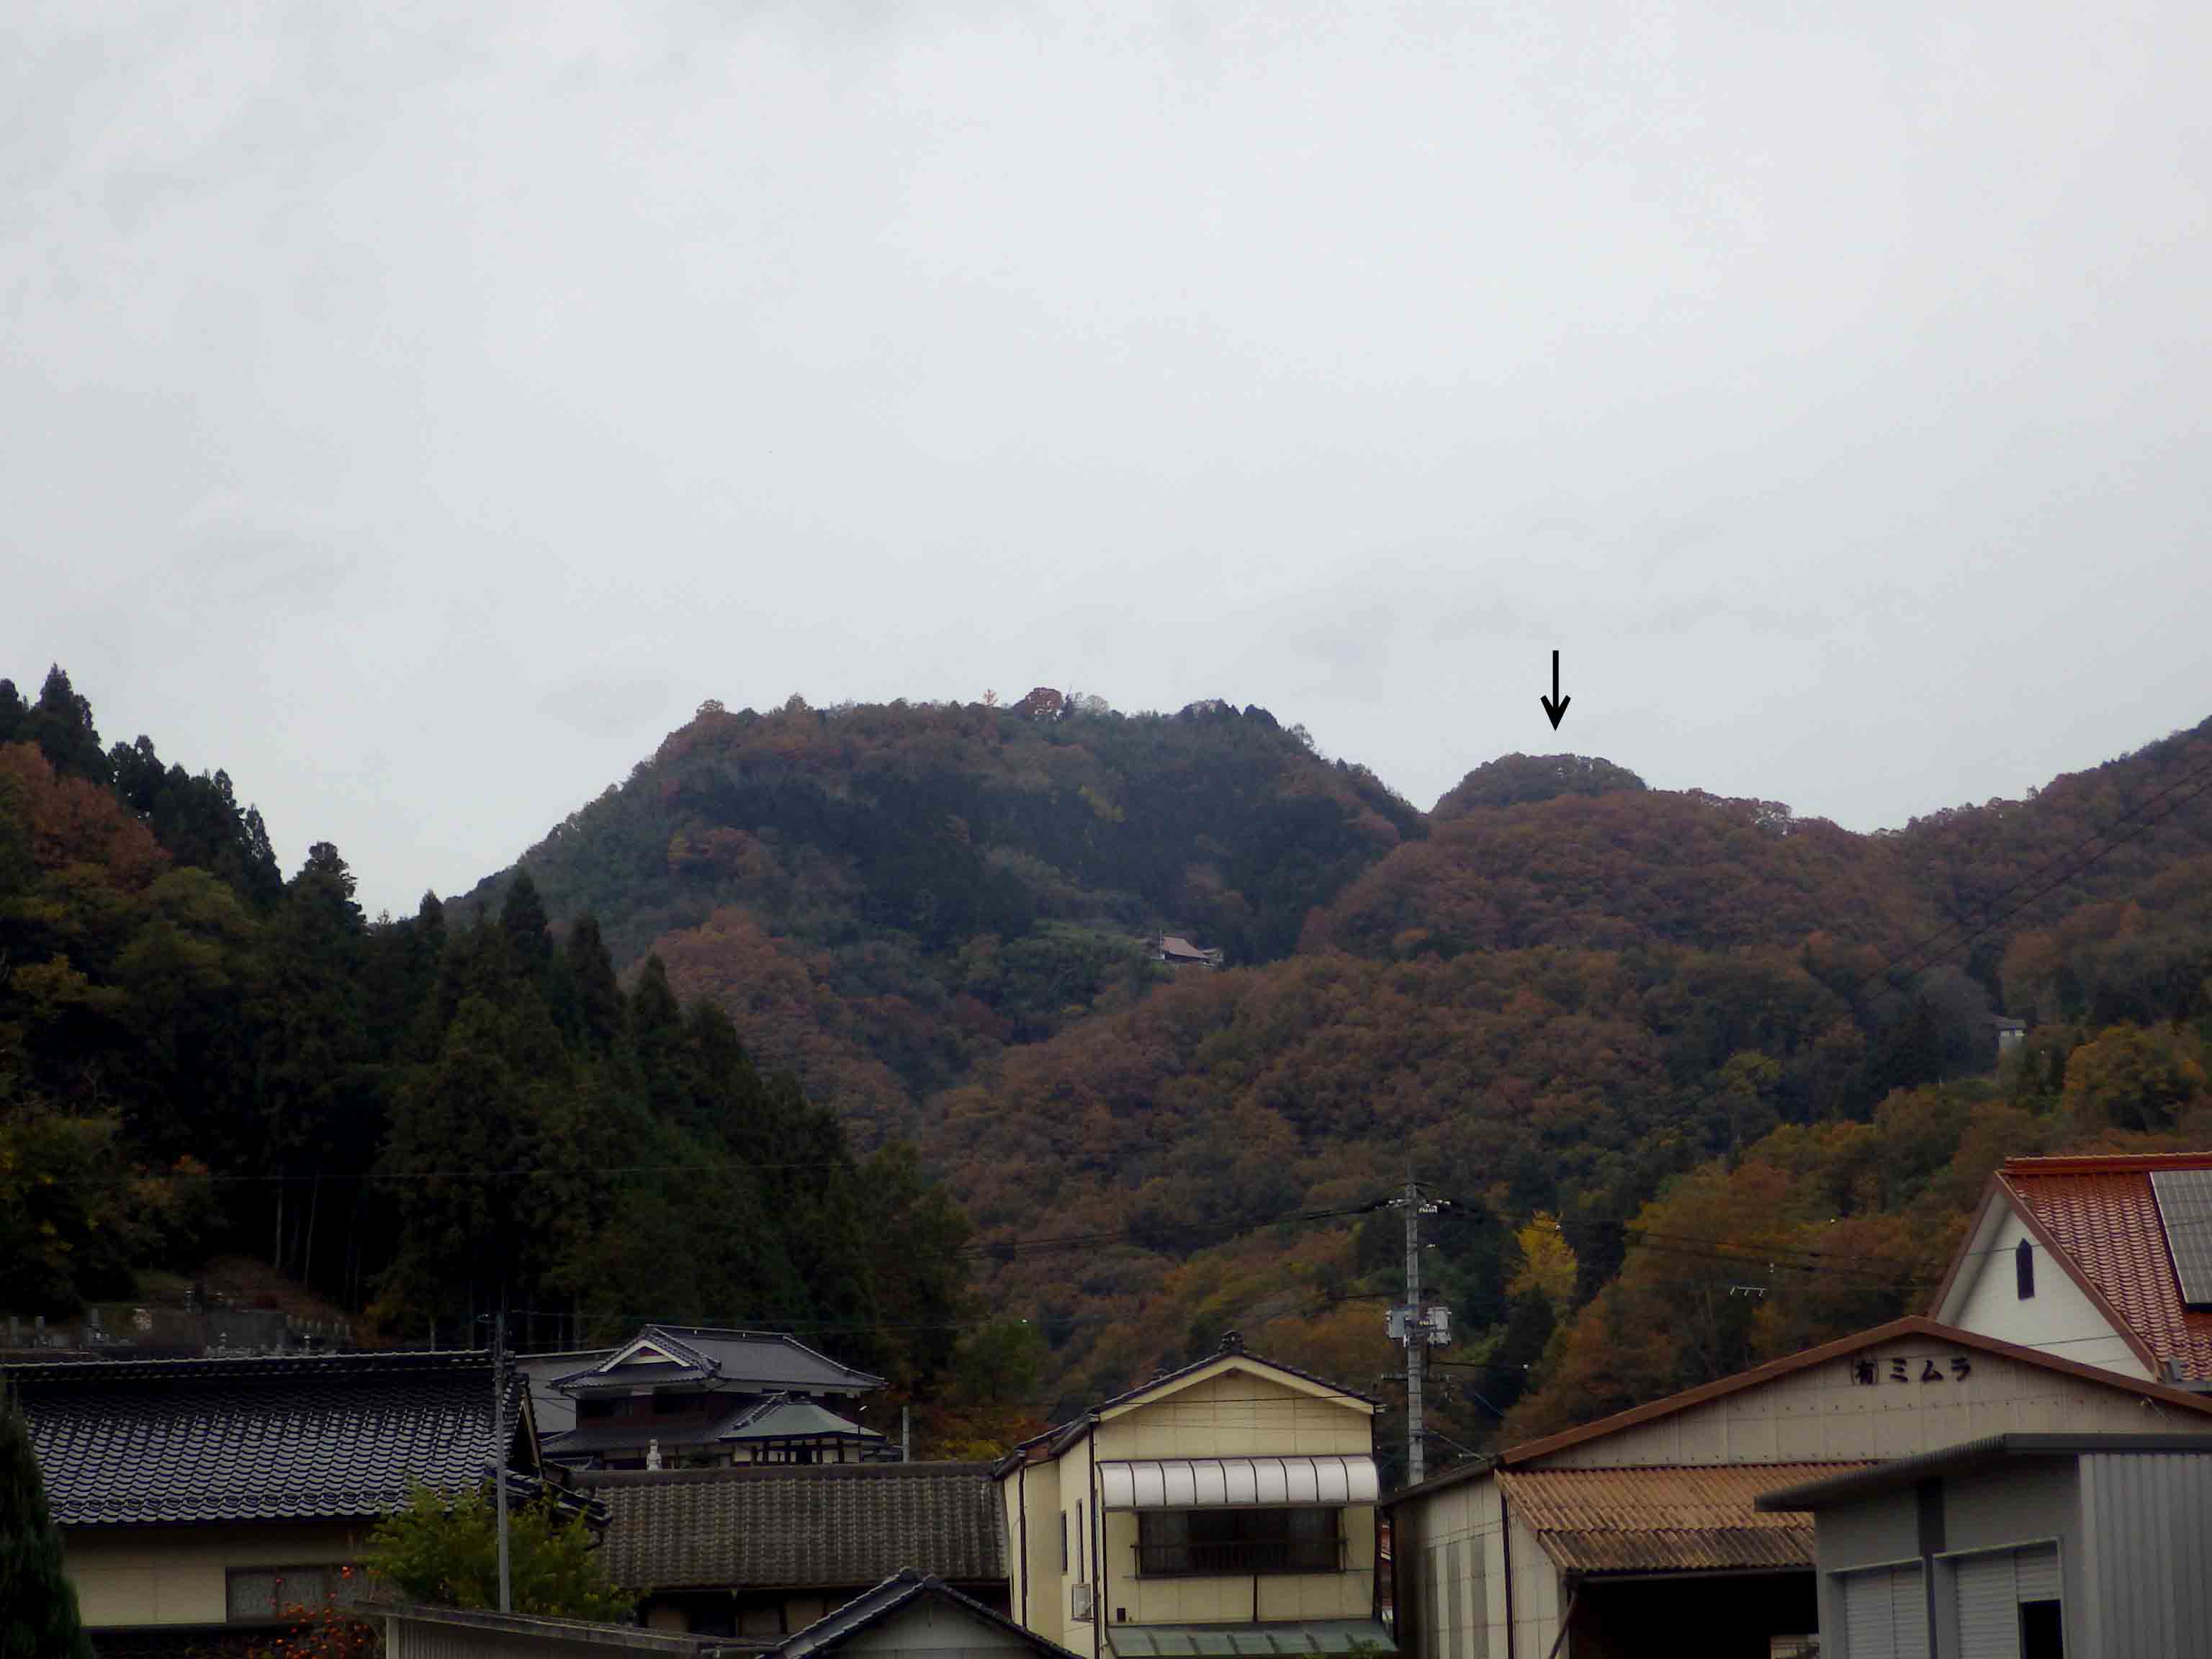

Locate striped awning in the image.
[1098,1456,1379,1510]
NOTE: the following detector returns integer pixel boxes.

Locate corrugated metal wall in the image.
[2081,1452,2212,1659]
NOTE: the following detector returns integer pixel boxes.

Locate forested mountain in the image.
[9,662,2212,1472]
[451,693,1422,1128]
[459,691,2212,1449]
[0,669,1011,1443]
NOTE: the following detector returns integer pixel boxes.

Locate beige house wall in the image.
[63,1519,367,1629]
[1943,1205,2148,1380]
[1003,1453,1064,1637]
[1534,1335,2210,1470]
[1005,1362,1379,1656]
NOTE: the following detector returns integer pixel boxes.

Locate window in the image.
[1060,1510,1069,1573]
[578,1398,616,1420]
[2017,1238,2036,1300]
[225,1566,364,1623]
[1135,1509,1343,1577]
[652,1391,693,1416]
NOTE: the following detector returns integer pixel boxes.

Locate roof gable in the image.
[1098,1354,1376,1421]
[1932,1156,2212,1380]
[780,1570,1079,1659]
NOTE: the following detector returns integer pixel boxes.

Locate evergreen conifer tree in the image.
[0,1388,93,1659]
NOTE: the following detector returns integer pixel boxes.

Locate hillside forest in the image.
[6,667,2212,1470]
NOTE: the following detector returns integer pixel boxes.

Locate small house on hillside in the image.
[544,1325,886,1472]
[580,1461,1008,1637]
[7,1349,552,1643]
[1151,936,1225,970]
[1930,1151,2212,1385]
[993,1332,1388,1659]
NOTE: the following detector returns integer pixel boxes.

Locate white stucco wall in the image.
[1944,1206,2149,1380]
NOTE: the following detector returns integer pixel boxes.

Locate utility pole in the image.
[1386,1175,1451,1486]
[493,1303,512,1613]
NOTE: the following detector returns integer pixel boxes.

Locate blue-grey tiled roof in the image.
[7,1350,525,1527]
[554,1327,885,1396]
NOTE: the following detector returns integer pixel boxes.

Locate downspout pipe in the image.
[1017,1461,1030,1630]
[1091,1425,1105,1659]
[1499,1485,1516,1659]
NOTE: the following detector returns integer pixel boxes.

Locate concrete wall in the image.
[1535,1336,2210,1469]
[1946,1207,2147,1380]
[63,1520,365,1628]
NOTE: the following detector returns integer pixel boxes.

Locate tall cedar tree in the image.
[0,1389,93,1659]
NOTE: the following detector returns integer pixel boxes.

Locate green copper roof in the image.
[1107,1622,1395,1658]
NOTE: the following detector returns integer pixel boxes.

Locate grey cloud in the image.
[1,0,2207,914]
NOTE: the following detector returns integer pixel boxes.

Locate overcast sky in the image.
[6,2,2208,919]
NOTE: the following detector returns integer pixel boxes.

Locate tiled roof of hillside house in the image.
[580,1462,1005,1593]
[5,1350,529,1527]
[554,1327,884,1395]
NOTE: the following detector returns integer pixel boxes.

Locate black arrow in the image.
[1539,650,1570,729]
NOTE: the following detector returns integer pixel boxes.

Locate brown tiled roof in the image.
[581,1462,1005,1594]
[1497,1464,1869,1575]
[1997,1154,2212,1380]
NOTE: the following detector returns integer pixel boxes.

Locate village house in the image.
[7,1349,547,1644]
[544,1325,888,1472]
[580,1460,1008,1637]
[1930,1151,2212,1385]
[1758,1432,2212,1659]
[1388,1316,2212,1659]
[1151,936,1226,970]
[992,1334,1390,1659]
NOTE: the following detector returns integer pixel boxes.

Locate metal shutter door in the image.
[1956,1553,2021,1659]
[2013,1544,2061,1604]
[1894,1565,1930,1659]
[1843,1566,1926,1659]
[1843,1572,1893,1658]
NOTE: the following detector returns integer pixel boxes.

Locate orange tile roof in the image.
[1497,1464,1870,1575]
[2001,1153,2212,1381]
